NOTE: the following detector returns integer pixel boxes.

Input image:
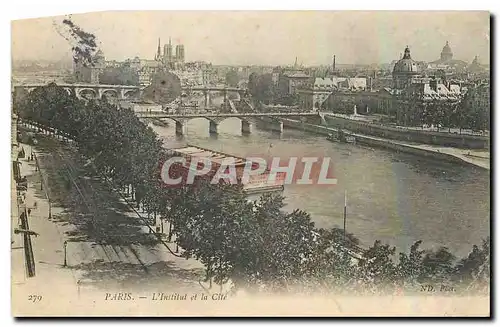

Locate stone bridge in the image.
[12,83,142,100]
[135,111,320,135]
[182,86,247,109]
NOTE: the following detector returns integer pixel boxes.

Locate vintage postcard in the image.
[11,11,490,317]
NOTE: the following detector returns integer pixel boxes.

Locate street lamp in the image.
[63,241,68,267]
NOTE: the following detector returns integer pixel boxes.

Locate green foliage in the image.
[396,240,425,286]
[420,247,456,284]
[460,86,490,131]
[60,18,98,67]
[356,240,397,291]
[402,85,490,132]
[248,73,274,104]
[225,70,239,87]
[142,71,182,104]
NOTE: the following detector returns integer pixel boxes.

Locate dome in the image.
[393,46,418,74]
[440,41,453,61]
[442,41,452,55]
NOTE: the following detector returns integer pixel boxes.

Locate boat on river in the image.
[167,145,286,196]
[327,129,356,144]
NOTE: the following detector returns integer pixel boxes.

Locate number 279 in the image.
[28,295,42,303]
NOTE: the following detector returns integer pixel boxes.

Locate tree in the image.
[248,72,259,98]
[419,247,455,284]
[54,17,99,67]
[396,240,425,287]
[454,237,490,292]
[459,85,490,132]
[169,180,257,288]
[142,71,182,104]
[356,240,397,293]
[243,194,317,291]
[306,228,357,293]
[225,70,239,87]
[248,73,275,105]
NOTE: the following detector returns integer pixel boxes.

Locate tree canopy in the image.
[142,71,182,104]
[54,17,99,67]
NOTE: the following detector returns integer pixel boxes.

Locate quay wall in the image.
[280,118,483,169]
[323,115,489,149]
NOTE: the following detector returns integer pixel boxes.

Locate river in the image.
[148,117,490,257]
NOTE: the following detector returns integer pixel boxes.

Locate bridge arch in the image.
[122,89,140,99]
[202,116,252,125]
[195,116,254,135]
[100,89,119,99]
[77,88,98,99]
[148,117,185,125]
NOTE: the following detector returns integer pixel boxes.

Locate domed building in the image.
[429,41,467,71]
[392,46,419,89]
[468,55,486,74]
[440,41,453,62]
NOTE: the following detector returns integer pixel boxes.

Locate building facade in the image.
[392,46,419,89]
[156,38,186,70]
[428,41,468,73]
[297,77,369,111]
[73,50,106,84]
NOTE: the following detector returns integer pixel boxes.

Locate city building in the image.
[73,49,106,84]
[297,46,468,122]
[298,76,370,111]
[462,82,490,116]
[392,46,419,89]
[394,77,463,126]
[387,45,465,125]
[156,37,186,70]
[202,67,216,86]
[428,41,468,73]
[468,56,487,74]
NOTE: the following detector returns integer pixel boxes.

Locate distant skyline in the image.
[12,11,490,66]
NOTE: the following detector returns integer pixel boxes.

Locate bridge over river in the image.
[136,111,323,135]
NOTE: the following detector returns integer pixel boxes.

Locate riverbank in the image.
[323,113,489,149]
[280,118,490,170]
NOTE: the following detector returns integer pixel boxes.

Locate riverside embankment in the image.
[278,118,490,170]
[323,114,489,149]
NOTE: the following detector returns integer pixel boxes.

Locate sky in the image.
[11,11,490,66]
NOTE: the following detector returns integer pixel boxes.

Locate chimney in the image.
[369,77,373,92]
[333,55,336,73]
